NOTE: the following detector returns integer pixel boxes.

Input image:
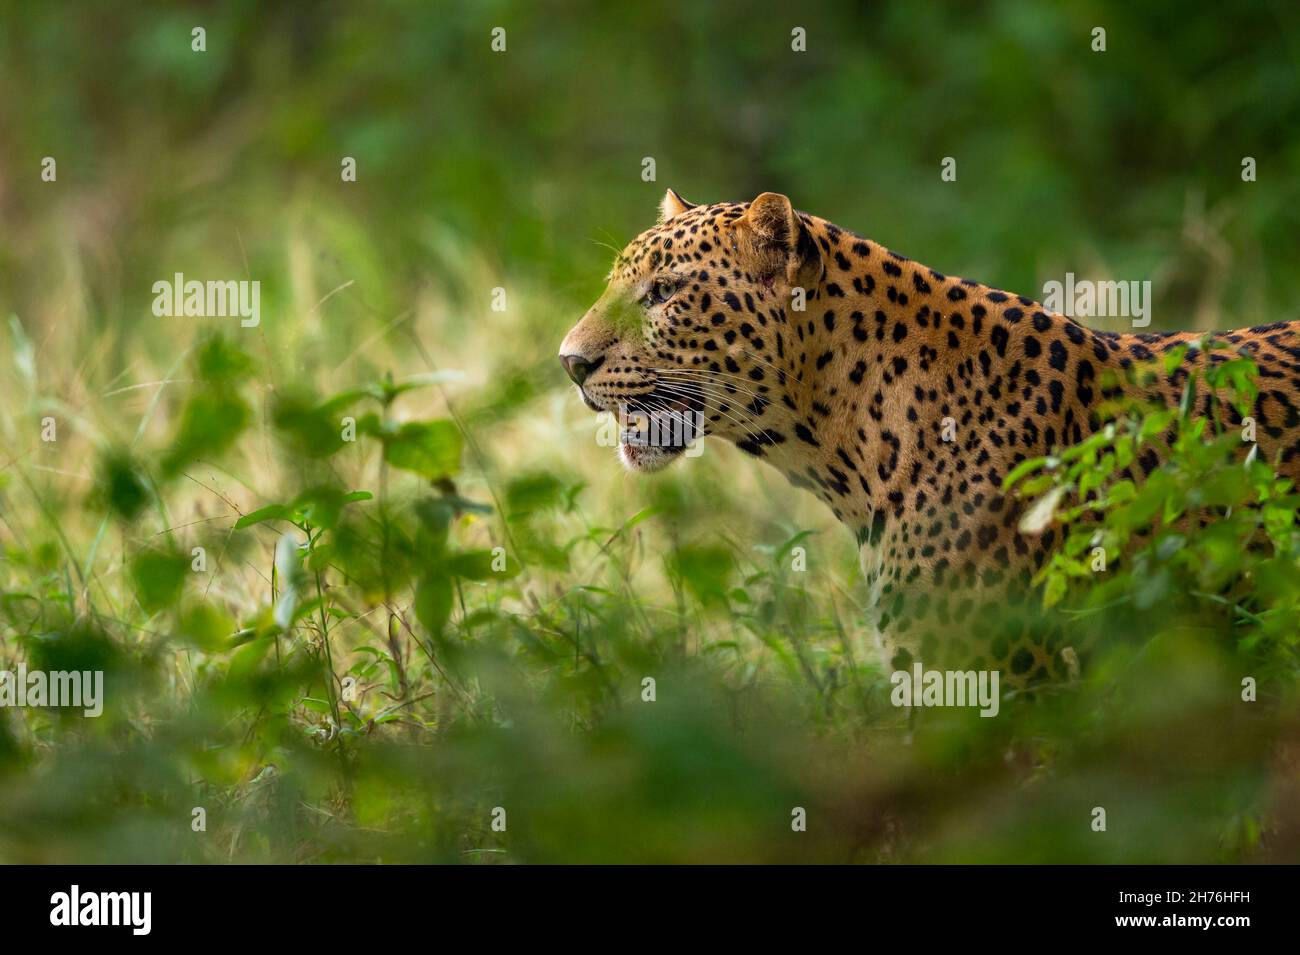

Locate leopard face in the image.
[558,189,822,472]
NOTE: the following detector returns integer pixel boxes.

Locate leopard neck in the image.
[745,217,1112,545]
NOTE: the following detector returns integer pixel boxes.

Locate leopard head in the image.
[559,189,823,471]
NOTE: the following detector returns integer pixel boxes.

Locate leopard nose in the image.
[560,353,603,386]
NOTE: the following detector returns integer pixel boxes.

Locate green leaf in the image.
[1015,474,1058,498]
[1161,344,1189,376]
[668,545,734,607]
[131,549,189,614]
[767,529,817,566]
[505,472,566,515]
[162,390,251,477]
[97,450,150,522]
[1002,455,1050,491]
[1041,572,1067,609]
[235,489,371,531]
[295,486,371,530]
[1107,480,1137,505]
[622,506,659,530]
[178,601,236,651]
[414,573,453,637]
[234,503,296,529]
[1140,408,1177,440]
[447,549,521,579]
[273,393,348,459]
[376,371,464,404]
[383,420,463,480]
[195,334,254,384]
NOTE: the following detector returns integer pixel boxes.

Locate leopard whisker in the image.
[649,380,769,447]
[655,367,773,402]
[656,374,772,412]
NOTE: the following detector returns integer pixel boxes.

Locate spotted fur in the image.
[560,190,1300,685]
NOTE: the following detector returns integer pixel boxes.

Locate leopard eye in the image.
[642,278,678,307]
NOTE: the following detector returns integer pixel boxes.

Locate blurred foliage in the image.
[0,0,1297,862]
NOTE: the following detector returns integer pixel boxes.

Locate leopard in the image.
[558,189,1300,689]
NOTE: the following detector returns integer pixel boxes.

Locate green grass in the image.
[0,293,1295,862]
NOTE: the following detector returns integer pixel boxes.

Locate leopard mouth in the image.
[615,386,706,470]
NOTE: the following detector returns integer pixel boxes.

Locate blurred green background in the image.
[0,0,1297,863]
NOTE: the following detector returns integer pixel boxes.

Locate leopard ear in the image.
[743,192,821,287]
[744,192,799,247]
[659,188,695,222]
